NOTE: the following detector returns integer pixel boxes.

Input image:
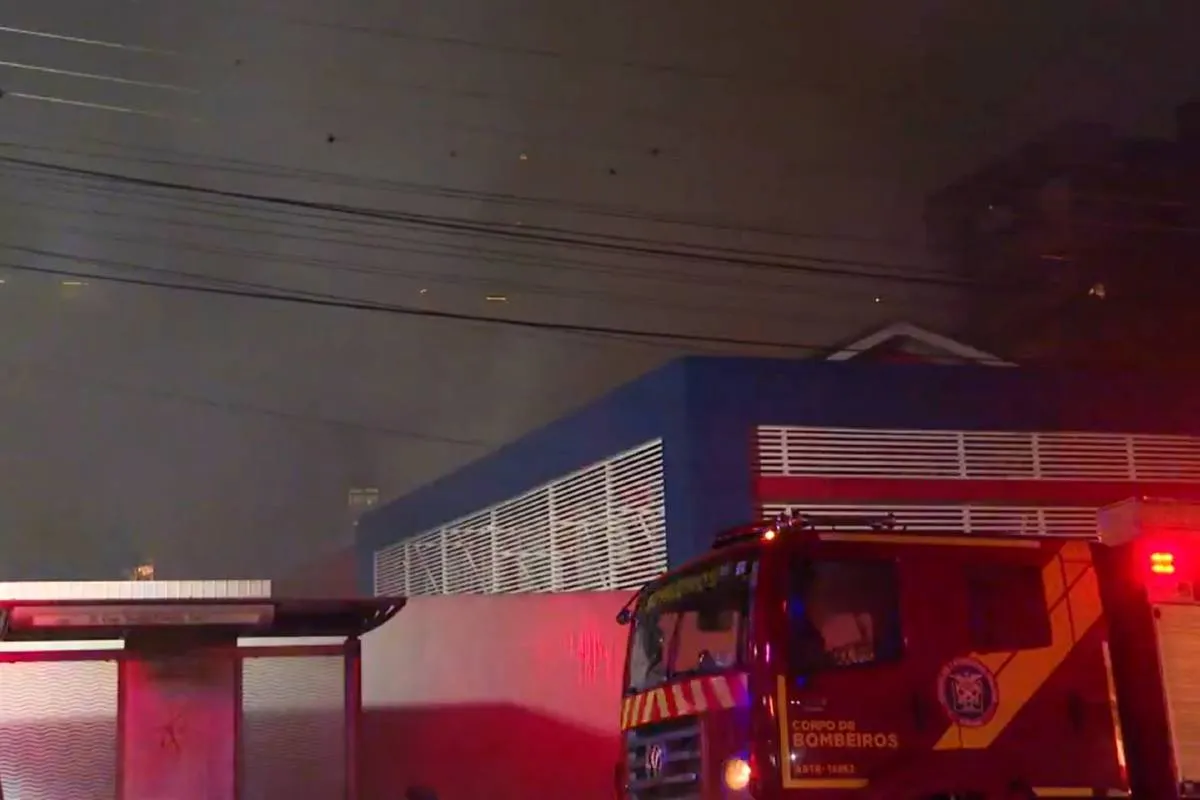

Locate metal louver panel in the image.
[240,655,346,800]
[756,426,1200,482]
[1154,604,1200,785]
[761,503,1098,538]
[0,660,118,800]
[374,439,667,595]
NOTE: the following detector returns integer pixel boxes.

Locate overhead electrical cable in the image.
[0,11,787,86]
[0,153,983,288]
[0,225,795,317]
[0,139,926,250]
[0,23,183,56]
[0,25,820,150]
[2,152,917,275]
[0,242,736,359]
[4,184,922,308]
[0,254,861,353]
[0,60,196,92]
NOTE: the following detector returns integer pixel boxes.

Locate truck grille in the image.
[625,716,702,800]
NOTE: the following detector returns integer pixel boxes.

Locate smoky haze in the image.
[0,0,1196,578]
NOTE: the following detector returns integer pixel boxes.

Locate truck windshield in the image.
[625,557,756,693]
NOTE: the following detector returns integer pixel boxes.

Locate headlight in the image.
[723,757,752,791]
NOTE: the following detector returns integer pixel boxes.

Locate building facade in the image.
[925,100,1200,366]
[357,340,1200,597]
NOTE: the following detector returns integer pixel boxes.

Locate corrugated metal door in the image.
[0,659,118,800]
[240,653,346,800]
[1153,603,1200,786]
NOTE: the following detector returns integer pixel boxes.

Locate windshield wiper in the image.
[626,660,725,695]
[665,663,719,683]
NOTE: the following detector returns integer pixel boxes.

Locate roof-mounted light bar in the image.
[712,510,902,549]
[780,511,902,532]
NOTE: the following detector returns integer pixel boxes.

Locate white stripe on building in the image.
[756,426,1200,481]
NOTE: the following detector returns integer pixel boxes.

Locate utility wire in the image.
[0,71,853,168]
[0,23,861,166]
[8,178,843,349]
[0,223,799,318]
[0,153,980,288]
[0,139,925,250]
[0,11,789,88]
[0,254,855,352]
[0,60,196,92]
[0,24,183,56]
[4,176,921,310]
[0,241,738,361]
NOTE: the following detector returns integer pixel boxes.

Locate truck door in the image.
[935,539,1120,794]
[777,543,914,793]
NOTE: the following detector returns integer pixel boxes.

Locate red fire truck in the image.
[615,497,1200,799]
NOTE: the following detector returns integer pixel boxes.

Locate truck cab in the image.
[616,512,1127,799]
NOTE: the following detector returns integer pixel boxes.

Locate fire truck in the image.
[615,497,1200,799]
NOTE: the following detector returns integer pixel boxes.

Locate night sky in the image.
[0,1,1196,579]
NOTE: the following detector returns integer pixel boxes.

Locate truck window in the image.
[789,558,902,672]
[625,559,756,693]
[965,563,1051,652]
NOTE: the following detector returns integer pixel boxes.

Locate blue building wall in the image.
[663,357,1200,564]
[358,356,1200,592]
[356,360,692,591]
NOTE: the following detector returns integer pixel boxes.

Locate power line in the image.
[0,22,842,164]
[0,11,786,87]
[0,153,979,288]
[288,15,765,85]
[4,152,896,273]
[0,59,195,92]
[3,178,919,315]
[0,71,869,171]
[1,139,925,250]
[5,246,1003,367]
[1,224,806,318]
[0,237,731,361]
[0,254,840,352]
[0,226,797,317]
[0,24,182,56]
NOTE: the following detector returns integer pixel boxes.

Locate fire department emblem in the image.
[937,657,999,727]
[645,743,666,778]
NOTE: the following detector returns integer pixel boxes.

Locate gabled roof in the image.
[826,322,1017,367]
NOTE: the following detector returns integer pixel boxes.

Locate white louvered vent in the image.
[761,503,1097,538]
[374,440,667,596]
[756,426,1200,482]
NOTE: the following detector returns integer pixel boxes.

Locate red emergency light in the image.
[1150,551,1177,576]
[1137,542,1195,601]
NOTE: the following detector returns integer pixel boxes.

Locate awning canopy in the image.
[0,597,404,641]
